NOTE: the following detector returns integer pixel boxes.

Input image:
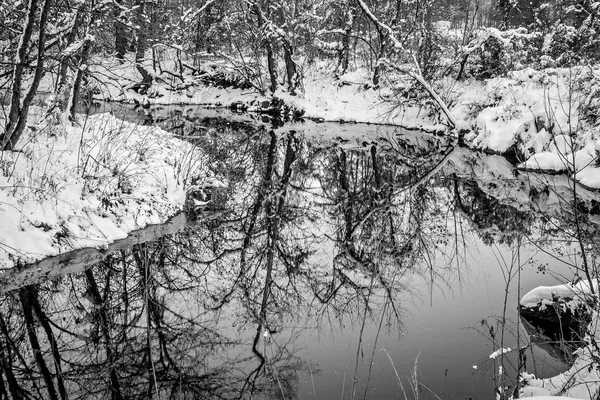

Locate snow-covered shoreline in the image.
[1,60,600,398]
[3,57,598,273]
[0,109,209,270]
[89,57,600,189]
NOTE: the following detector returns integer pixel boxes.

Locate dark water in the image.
[1,104,598,399]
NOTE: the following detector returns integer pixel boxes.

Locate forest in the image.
[1,0,600,149]
[1,0,600,399]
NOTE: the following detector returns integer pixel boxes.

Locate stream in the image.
[2,103,599,399]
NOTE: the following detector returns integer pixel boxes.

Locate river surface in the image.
[2,103,599,400]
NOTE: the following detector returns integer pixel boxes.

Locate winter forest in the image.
[1,0,600,398]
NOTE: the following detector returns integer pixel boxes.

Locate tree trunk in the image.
[66,1,96,120]
[68,37,93,120]
[114,0,127,61]
[194,14,203,66]
[283,42,298,94]
[338,5,356,75]
[418,4,435,80]
[251,1,278,93]
[57,6,84,92]
[134,0,153,90]
[1,0,52,151]
[372,38,386,86]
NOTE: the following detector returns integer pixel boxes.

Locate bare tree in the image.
[1,0,52,150]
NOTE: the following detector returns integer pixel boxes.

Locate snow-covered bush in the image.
[542,23,580,67]
[580,72,600,129]
[469,28,542,80]
[475,35,505,79]
[577,3,600,62]
[541,4,600,67]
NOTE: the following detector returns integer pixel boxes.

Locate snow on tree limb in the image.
[381,59,458,131]
[355,0,457,132]
[355,0,404,51]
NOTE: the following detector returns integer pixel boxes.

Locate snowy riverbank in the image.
[89,56,600,189]
[0,109,208,270]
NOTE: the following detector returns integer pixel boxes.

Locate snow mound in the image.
[518,152,566,172]
[520,281,596,309]
[550,134,574,155]
[576,166,600,190]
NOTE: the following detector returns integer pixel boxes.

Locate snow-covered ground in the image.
[2,53,600,398]
[87,55,600,399]
[89,56,600,189]
[0,109,209,270]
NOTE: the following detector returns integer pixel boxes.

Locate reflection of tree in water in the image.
[316,137,454,313]
[6,117,593,398]
[0,253,244,399]
[0,122,465,398]
[453,179,533,246]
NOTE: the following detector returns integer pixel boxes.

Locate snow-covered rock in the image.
[520,282,600,399]
[518,152,567,172]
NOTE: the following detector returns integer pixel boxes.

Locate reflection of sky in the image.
[198,203,577,399]
[293,235,574,400]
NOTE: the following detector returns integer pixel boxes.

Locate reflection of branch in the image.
[346,145,454,239]
[0,330,21,398]
[312,276,346,306]
[0,312,32,396]
[351,275,375,399]
[19,286,61,400]
[401,144,455,193]
[209,132,278,310]
[84,267,123,399]
[238,324,266,399]
[240,132,300,398]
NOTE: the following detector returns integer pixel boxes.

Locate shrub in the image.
[470,28,542,80]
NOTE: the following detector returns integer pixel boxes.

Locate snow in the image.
[550,134,574,155]
[520,281,596,310]
[518,141,599,185]
[520,284,600,399]
[85,54,600,189]
[0,108,209,270]
[520,334,600,399]
[521,396,585,400]
[519,152,567,172]
[577,166,600,188]
[471,106,520,152]
[489,347,512,359]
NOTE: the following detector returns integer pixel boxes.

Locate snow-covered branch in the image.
[380,59,458,131]
[356,0,404,51]
[314,28,346,36]
[354,0,457,131]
